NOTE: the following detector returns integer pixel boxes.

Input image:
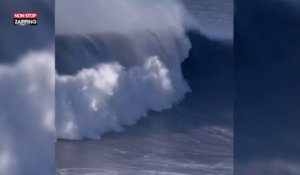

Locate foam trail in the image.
[0,51,55,175]
[55,0,196,139]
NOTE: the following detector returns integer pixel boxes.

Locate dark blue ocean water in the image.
[183,0,233,39]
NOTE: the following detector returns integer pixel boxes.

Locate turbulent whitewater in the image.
[55,0,198,139]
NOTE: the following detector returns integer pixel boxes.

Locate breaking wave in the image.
[55,0,198,139]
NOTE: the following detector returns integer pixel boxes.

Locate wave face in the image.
[55,0,197,139]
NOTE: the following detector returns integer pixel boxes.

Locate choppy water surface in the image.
[56,106,233,175]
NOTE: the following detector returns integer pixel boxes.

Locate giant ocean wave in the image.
[55,0,201,139]
[55,1,233,174]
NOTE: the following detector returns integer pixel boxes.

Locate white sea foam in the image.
[56,55,190,139]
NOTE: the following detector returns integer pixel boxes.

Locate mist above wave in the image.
[56,0,196,35]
